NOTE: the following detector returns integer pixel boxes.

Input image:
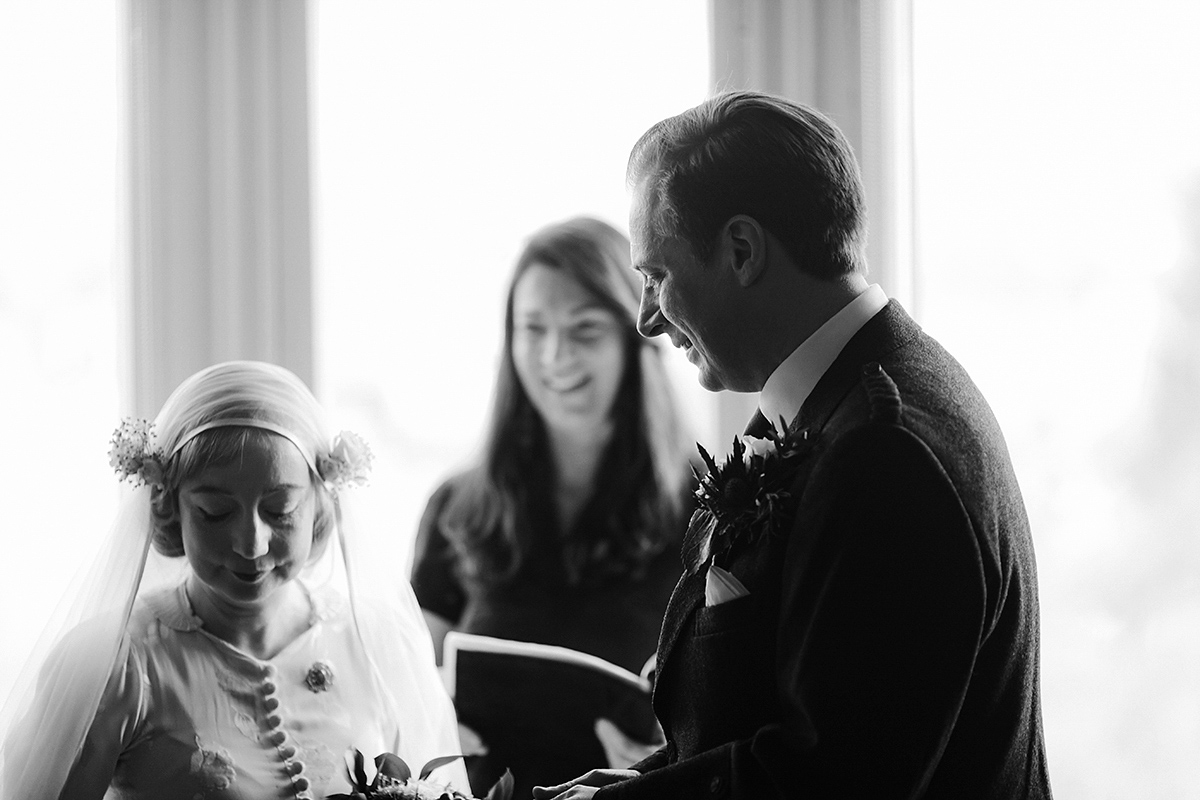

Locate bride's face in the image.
[178,433,316,606]
[511,263,627,438]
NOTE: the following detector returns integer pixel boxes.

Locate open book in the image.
[443,632,658,797]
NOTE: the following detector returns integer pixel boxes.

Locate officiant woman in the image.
[410,216,695,794]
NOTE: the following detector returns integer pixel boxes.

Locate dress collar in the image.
[150,579,340,633]
[759,284,889,431]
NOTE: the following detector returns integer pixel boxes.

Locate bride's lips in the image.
[229,568,270,584]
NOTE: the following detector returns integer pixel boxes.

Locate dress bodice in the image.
[83,584,398,799]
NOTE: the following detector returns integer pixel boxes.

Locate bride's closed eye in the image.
[197,506,233,522]
[263,505,299,524]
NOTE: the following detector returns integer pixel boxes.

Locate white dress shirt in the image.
[758,284,889,429]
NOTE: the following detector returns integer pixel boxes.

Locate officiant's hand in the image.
[532,768,637,799]
[593,718,663,769]
[458,722,488,756]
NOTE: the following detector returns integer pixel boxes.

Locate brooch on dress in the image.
[305,661,334,693]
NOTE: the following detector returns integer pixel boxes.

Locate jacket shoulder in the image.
[816,361,907,439]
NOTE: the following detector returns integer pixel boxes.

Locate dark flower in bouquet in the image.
[682,420,813,573]
[328,749,512,800]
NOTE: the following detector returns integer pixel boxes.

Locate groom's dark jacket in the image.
[598,302,1053,799]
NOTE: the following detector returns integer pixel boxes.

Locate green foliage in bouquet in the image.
[329,749,513,800]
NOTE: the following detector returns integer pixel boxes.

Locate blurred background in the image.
[1,1,1197,795]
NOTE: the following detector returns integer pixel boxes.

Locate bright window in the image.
[914,2,1200,794]
[0,1,120,700]
[313,1,711,570]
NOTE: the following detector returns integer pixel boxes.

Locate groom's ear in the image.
[719,215,768,288]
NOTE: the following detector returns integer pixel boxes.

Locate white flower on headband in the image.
[318,430,373,493]
[109,417,165,488]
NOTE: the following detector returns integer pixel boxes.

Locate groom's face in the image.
[630,184,747,393]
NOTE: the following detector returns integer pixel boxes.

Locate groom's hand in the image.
[532,768,637,800]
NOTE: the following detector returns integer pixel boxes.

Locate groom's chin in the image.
[694,363,729,393]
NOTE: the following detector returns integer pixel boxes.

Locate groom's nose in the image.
[637,286,667,339]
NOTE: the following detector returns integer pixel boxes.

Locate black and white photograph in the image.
[1,1,1197,798]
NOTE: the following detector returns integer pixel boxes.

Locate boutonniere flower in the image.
[682,420,813,574]
[329,750,512,800]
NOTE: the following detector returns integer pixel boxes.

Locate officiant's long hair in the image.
[440,216,694,586]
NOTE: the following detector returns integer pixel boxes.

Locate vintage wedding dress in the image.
[75,582,408,799]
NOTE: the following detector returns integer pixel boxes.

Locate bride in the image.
[0,361,465,799]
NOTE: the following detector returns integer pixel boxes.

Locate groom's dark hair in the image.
[627,90,867,278]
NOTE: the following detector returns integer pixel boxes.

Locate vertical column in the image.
[125,0,313,416]
[708,0,915,441]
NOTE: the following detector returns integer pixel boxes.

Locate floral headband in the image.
[108,417,373,494]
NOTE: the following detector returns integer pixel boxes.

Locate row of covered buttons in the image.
[259,664,314,799]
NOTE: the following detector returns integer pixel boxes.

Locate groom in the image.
[536,92,1053,798]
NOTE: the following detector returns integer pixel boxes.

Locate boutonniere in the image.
[682,421,813,574]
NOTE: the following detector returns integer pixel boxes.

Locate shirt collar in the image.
[758,284,889,430]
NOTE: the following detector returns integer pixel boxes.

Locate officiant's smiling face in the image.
[511,262,627,435]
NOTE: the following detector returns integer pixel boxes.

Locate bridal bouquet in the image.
[329,750,513,800]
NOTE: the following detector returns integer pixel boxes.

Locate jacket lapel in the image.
[652,567,705,702]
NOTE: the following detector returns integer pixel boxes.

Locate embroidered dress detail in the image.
[233,710,260,743]
[189,736,236,792]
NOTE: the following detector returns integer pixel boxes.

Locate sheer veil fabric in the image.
[0,362,465,799]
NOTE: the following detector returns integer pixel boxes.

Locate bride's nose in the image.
[231,511,271,559]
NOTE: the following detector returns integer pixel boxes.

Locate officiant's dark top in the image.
[411,472,686,674]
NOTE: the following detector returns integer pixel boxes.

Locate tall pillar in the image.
[124,0,313,416]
